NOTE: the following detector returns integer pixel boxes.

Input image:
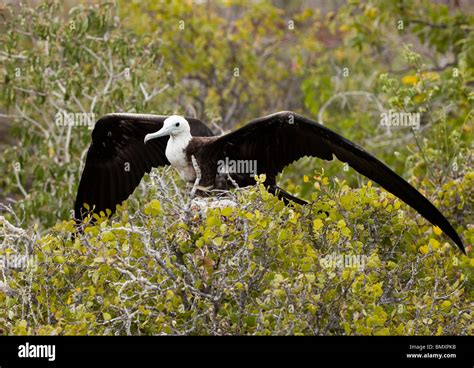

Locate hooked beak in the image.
[144,126,173,144]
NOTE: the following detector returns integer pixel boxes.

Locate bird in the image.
[74,111,465,254]
[74,113,214,220]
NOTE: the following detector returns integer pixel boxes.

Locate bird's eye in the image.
[175,122,180,127]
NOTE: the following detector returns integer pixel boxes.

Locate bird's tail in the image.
[271,186,308,205]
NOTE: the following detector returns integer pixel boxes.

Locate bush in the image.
[0,170,472,335]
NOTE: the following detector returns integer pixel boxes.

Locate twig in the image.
[189,155,201,199]
[318,91,387,129]
[13,166,28,198]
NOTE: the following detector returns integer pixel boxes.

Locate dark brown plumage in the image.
[74,114,214,220]
[74,111,465,254]
[195,111,464,253]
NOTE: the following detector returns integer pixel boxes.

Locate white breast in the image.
[165,136,196,182]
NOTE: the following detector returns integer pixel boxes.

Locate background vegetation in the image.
[0,0,472,335]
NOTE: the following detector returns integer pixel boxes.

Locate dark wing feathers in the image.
[74,114,214,220]
[208,111,465,253]
[212,112,334,177]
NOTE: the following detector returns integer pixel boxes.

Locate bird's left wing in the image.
[74,113,214,220]
[203,111,465,253]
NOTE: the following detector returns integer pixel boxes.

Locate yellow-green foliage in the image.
[1,171,472,335]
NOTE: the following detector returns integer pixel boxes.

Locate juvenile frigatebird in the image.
[74,111,465,253]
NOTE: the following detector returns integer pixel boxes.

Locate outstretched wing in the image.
[205,111,465,253]
[74,113,214,220]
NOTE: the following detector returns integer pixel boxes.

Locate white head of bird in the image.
[144,115,190,144]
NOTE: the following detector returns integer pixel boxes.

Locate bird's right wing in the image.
[74,113,214,220]
[204,111,465,253]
